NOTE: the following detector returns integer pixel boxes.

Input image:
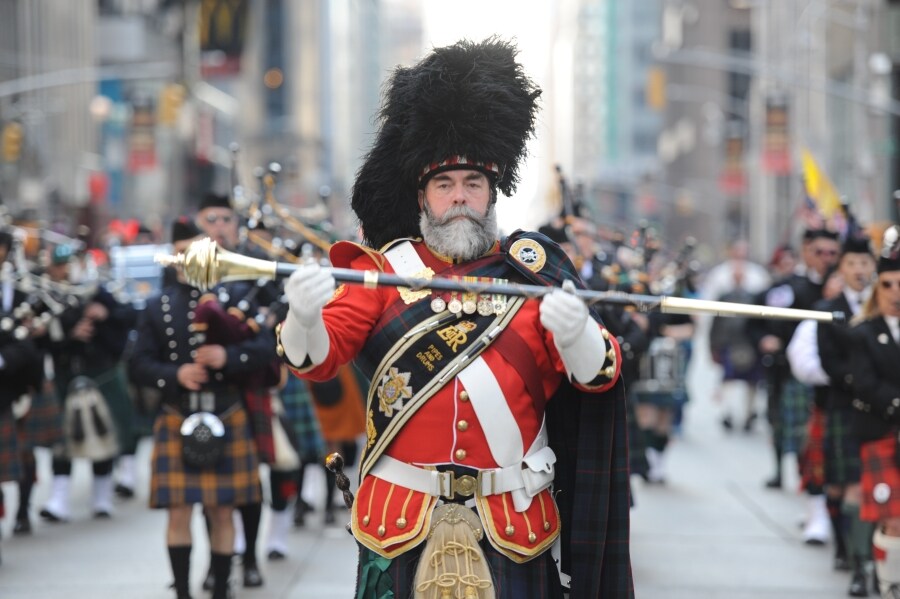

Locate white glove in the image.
[540,280,608,383]
[539,281,589,347]
[281,263,335,366]
[284,263,336,329]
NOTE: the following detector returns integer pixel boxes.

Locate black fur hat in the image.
[171,216,202,243]
[351,38,541,249]
[198,192,232,212]
[841,235,872,257]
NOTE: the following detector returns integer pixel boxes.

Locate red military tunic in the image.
[281,238,621,561]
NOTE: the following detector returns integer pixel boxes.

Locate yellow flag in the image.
[800,148,841,219]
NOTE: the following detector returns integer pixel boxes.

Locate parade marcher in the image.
[196,192,270,589]
[750,228,840,492]
[39,243,138,521]
[817,235,875,595]
[277,39,632,598]
[850,225,900,597]
[0,229,44,559]
[128,217,272,599]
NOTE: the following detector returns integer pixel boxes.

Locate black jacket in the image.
[849,316,900,443]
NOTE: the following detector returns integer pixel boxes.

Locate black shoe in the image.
[722,416,733,431]
[114,484,134,499]
[13,516,31,535]
[324,510,336,525]
[849,568,869,597]
[267,549,286,560]
[764,476,782,489]
[243,562,264,588]
[39,508,66,522]
[202,568,215,591]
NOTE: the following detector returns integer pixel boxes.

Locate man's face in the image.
[877,271,900,318]
[417,169,497,261]
[197,208,238,250]
[839,252,875,292]
[418,170,492,220]
[809,237,840,276]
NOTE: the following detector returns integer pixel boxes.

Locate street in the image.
[0,338,858,598]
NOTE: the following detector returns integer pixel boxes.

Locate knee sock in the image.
[325,466,336,512]
[826,495,846,560]
[239,502,262,566]
[210,551,232,599]
[873,528,900,595]
[17,459,36,520]
[167,545,192,596]
[843,503,875,567]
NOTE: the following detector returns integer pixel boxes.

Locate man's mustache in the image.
[435,205,484,226]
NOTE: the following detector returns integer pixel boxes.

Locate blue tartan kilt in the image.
[149,403,261,508]
[281,376,325,463]
[356,537,564,599]
[824,406,861,485]
[0,410,22,482]
[17,391,65,451]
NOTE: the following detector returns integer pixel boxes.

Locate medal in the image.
[462,277,477,314]
[448,291,462,314]
[430,296,447,313]
[477,296,494,316]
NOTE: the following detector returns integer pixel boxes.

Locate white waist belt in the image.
[369,442,555,512]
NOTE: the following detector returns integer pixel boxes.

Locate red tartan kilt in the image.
[799,406,826,490]
[860,437,900,522]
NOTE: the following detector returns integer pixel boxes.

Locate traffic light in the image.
[158,83,186,126]
[1,122,23,163]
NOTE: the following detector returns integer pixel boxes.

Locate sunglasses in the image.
[203,214,234,225]
[880,280,900,290]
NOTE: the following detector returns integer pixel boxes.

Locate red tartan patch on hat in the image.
[419,155,500,182]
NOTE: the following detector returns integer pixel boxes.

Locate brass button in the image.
[377,525,386,537]
[601,328,610,340]
[459,390,469,402]
[457,420,469,432]
[363,515,370,526]
[543,521,551,532]
[528,532,537,543]
[505,525,515,537]
[396,517,408,529]
[455,448,467,461]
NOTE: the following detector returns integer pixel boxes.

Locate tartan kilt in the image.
[0,410,22,482]
[94,364,137,455]
[281,376,325,463]
[824,406,861,485]
[860,437,900,522]
[776,377,811,455]
[799,406,826,490]
[17,391,65,450]
[356,535,565,599]
[149,403,261,508]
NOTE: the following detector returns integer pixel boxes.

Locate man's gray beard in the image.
[419,202,498,261]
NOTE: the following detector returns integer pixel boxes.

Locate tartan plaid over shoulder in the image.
[503,230,634,598]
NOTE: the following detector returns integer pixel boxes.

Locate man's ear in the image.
[417,189,425,211]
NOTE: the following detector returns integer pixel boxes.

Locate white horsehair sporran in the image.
[413,503,495,599]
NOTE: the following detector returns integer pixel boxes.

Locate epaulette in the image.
[329,240,388,271]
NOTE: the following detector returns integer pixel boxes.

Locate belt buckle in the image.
[446,473,477,499]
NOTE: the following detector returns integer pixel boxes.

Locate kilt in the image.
[0,410,22,482]
[92,364,138,455]
[356,535,565,599]
[149,403,261,508]
[799,406,826,490]
[860,437,900,522]
[282,375,325,463]
[775,376,811,455]
[17,391,64,451]
[824,405,861,485]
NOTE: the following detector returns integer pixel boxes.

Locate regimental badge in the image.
[377,367,413,417]
[509,238,547,273]
[398,267,435,304]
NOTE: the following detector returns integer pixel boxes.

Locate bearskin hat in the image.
[351,38,542,249]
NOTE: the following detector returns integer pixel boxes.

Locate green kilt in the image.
[150,403,261,508]
[17,391,64,451]
[824,405,861,485]
[776,377,811,455]
[0,410,22,482]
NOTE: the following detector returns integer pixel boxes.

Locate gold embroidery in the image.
[377,368,413,417]
[436,321,478,353]
[366,410,377,449]
[398,267,435,304]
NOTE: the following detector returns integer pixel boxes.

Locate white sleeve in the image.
[786,320,829,386]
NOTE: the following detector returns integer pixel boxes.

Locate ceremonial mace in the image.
[157,238,844,323]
